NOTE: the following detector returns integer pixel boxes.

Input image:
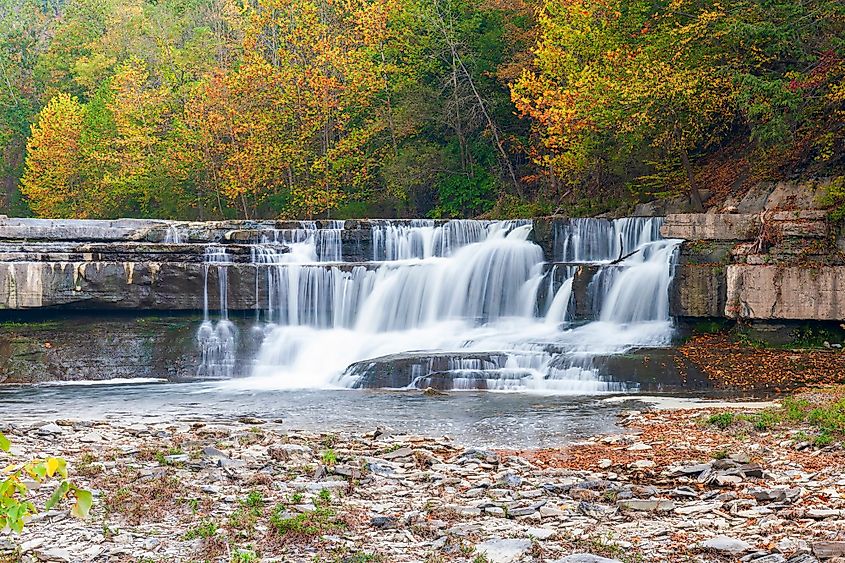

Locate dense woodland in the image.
[0,0,843,220]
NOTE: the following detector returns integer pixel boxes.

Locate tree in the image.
[512,0,735,210]
[21,93,88,217]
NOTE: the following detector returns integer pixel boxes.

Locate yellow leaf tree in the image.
[21,93,88,218]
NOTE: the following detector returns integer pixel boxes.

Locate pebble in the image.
[1,414,843,563]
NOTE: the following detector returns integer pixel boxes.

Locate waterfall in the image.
[544,265,576,323]
[262,220,343,262]
[596,240,679,323]
[189,217,679,391]
[197,246,236,378]
[543,217,671,322]
[371,219,530,261]
[553,217,663,262]
[164,225,182,244]
[206,218,678,391]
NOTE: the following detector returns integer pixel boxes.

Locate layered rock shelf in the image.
[661,211,845,321]
[2,214,844,320]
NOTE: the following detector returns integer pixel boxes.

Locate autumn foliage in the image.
[2,0,844,219]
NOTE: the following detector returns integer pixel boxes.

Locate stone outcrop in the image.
[661,213,761,241]
[345,347,710,391]
[726,265,845,320]
[0,261,246,310]
[0,315,201,383]
[665,209,845,320]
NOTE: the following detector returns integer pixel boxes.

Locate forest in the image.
[0,0,843,220]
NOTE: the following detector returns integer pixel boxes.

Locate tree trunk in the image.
[680,149,704,212]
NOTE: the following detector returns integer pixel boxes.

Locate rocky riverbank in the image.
[2,393,845,563]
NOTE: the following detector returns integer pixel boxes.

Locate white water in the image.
[197,218,680,392]
[163,224,182,244]
[260,220,345,262]
[197,246,237,378]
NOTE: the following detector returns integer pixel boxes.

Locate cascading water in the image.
[164,224,182,244]
[262,220,344,262]
[543,217,673,322]
[198,217,680,392]
[197,246,237,378]
[370,219,529,261]
[553,217,663,262]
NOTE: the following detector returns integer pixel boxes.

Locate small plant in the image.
[807,399,845,436]
[229,490,265,535]
[321,449,337,466]
[243,490,264,510]
[155,447,185,466]
[290,492,304,504]
[459,542,476,555]
[76,451,104,477]
[782,397,811,421]
[342,553,382,563]
[317,489,332,504]
[269,502,341,538]
[231,547,259,562]
[752,410,780,431]
[183,519,218,540]
[472,554,491,563]
[814,430,834,447]
[0,431,92,532]
[707,412,735,430]
[711,449,729,460]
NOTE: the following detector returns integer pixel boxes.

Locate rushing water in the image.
[197,246,237,378]
[197,218,681,392]
[0,216,690,447]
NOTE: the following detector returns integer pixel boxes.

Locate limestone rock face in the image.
[725,265,845,320]
[0,315,203,383]
[0,261,259,310]
[661,213,760,241]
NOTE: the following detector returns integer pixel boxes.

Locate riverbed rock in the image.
[812,541,845,558]
[617,499,675,512]
[475,538,533,563]
[700,535,754,554]
[555,555,623,563]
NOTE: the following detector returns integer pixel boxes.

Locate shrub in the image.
[0,431,92,532]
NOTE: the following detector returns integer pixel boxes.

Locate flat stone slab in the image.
[726,265,845,320]
[555,555,623,563]
[475,539,533,563]
[699,535,754,554]
[661,213,760,241]
[0,218,167,241]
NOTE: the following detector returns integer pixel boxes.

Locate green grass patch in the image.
[707,412,735,429]
[183,519,217,540]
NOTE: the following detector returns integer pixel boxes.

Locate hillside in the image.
[0,0,843,220]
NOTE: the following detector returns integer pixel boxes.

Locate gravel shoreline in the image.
[2,399,845,563]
